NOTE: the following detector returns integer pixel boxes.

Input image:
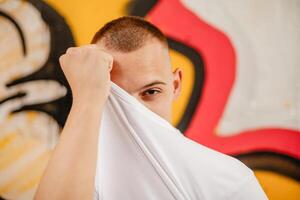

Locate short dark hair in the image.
[91,16,168,52]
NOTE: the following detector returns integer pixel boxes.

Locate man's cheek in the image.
[158,96,173,114]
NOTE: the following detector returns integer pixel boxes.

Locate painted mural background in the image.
[0,0,299,199]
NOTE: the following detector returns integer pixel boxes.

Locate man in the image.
[34,16,267,200]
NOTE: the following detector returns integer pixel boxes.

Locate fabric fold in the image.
[94,82,268,200]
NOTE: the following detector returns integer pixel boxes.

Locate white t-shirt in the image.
[94,82,268,200]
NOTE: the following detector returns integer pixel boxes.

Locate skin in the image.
[34,38,182,200]
[99,37,182,121]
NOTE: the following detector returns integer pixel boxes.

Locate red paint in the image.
[147,0,300,159]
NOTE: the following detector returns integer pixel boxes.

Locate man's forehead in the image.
[102,41,171,73]
[96,39,172,92]
[110,64,169,93]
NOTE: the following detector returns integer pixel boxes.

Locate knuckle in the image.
[66,47,80,54]
[89,44,98,48]
[66,47,74,54]
[59,54,65,63]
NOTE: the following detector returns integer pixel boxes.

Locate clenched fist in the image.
[59,45,113,104]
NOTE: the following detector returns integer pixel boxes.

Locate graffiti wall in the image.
[0,0,299,199]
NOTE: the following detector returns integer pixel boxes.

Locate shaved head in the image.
[91,16,182,122]
[91,16,168,52]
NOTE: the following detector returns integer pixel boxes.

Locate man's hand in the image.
[59,44,113,103]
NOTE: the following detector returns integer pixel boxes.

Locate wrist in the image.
[72,93,108,110]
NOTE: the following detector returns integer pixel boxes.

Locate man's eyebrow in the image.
[139,81,167,90]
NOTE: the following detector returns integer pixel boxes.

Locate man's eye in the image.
[142,89,161,96]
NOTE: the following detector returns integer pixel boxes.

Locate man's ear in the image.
[172,67,182,100]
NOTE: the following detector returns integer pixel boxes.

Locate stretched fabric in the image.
[94,82,268,200]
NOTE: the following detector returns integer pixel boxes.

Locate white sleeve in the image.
[228,172,269,200]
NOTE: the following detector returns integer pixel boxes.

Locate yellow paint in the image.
[0,132,18,149]
[0,134,39,171]
[6,113,14,122]
[26,111,38,123]
[18,171,43,194]
[18,152,51,193]
[255,170,300,200]
[0,53,23,69]
[0,151,51,194]
[45,0,131,45]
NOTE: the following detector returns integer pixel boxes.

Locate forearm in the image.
[34,97,105,200]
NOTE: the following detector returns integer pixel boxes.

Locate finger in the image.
[85,44,98,49]
[66,47,80,54]
[59,54,66,65]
